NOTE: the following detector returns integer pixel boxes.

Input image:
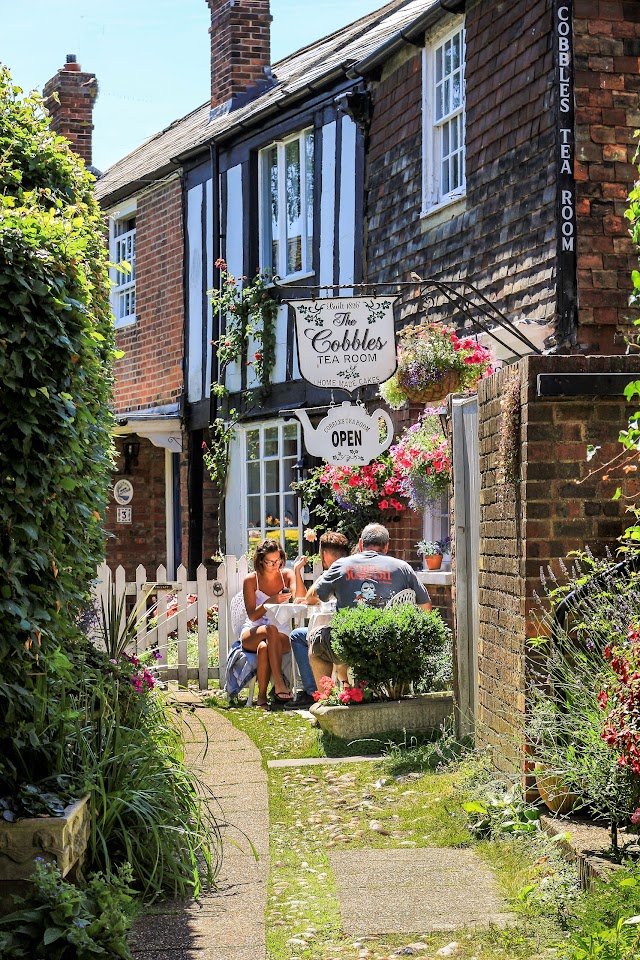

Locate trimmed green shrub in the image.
[0,68,115,792]
[331,603,451,699]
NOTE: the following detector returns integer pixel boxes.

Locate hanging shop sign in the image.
[291,296,398,393]
[294,402,393,466]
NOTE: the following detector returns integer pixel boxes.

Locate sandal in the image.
[270,691,293,707]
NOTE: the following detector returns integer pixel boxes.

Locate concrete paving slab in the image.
[328,847,513,935]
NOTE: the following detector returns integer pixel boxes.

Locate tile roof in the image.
[95,0,441,205]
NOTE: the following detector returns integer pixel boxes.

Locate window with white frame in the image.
[243,420,302,560]
[110,215,136,325]
[259,128,314,279]
[422,22,466,214]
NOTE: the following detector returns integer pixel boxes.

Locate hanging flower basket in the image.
[380,323,495,410]
[390,412,451,510]
[398,369,462,404]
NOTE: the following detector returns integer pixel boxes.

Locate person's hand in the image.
[293,555,308,574]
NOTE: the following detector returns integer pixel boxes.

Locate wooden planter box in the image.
[310,692,453,740]
[0,795,90,913]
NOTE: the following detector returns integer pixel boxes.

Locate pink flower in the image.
[304,528,317,543]
[632,808,640,824]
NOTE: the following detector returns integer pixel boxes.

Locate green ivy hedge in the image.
[0,67,115,789]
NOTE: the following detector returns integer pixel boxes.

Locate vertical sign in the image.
[554,1,577,340]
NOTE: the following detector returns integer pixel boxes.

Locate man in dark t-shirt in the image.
[306,522,432,684]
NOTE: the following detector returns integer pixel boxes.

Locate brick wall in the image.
[113,178,184,414]
[573,0,640,353]
[476,355,639,767]
[366,0,557,327]
[106,436,168,576]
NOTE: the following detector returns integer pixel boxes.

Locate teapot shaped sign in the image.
[294,403,393,466]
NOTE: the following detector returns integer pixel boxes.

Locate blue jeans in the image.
[289,628,317,694]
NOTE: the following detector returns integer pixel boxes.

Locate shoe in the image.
[283,690,316,710]
[269,690,294,709]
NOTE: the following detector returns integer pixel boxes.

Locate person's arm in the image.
[293,556,308,601]
[407,565,432,612]
[305,581,320,606]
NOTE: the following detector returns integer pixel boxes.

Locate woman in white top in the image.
[241,539,305,709]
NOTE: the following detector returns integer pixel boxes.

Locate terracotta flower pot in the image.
[425,554,443,571]
[535,764,580,815]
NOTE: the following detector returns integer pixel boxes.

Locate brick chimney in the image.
[205,0,273,116]
[43,55,99,169]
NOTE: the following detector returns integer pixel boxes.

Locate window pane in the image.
[247,461,260,495]
[285,138,302,274]
[264,426,278,457]
[283,494,298,526]
[452,152,459,191]
[283,529,300,561]
[305,132,314,271]
[265,459,280,494]
[452,73,461,110]
[435,45,442,84]
[247,430,260,461]
[265,146,278,272]
[283,457,297,489]
[248,530,262,555]
[452,33,460,70]
[247,496,261,528]
[265,496,280,527]
[442,156,450,195]
[283,423,298,458]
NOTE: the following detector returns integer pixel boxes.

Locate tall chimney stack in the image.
[43,55,99,169]
[205,0,272,116]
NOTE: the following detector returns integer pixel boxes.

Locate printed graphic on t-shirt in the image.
[354,579,386,608]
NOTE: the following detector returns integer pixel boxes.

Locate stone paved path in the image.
[130,697,512,958]
[130,694,268,960]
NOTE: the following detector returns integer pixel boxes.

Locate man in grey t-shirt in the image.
[306,523,431,684]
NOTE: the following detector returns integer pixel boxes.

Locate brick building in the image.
[44,1,640,755]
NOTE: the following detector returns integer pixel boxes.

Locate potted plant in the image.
[390,411,451,509]
[380,323,494,408]
[310,604,453,738]
[417,537,451,571]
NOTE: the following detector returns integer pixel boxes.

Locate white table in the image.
[263,602,308,630]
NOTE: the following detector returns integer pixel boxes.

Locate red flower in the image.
[378,499,389,510]
[254,352,262,361]
[349,687,363,703]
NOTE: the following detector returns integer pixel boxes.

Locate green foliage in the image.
[63,660,220,900]
[0,68,115,793]
[0,860,134,960]
[210,260,279,399]
[330,604,451,699]
[463,787,541,839]
[202,411,238,493]
[528,555,640,838]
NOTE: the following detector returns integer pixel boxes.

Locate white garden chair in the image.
[224,591,293,706]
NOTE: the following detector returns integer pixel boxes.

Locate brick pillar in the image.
[43,55,98,168]
[205,0,272,112]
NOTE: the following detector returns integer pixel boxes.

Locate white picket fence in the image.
[94,556,322,690]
